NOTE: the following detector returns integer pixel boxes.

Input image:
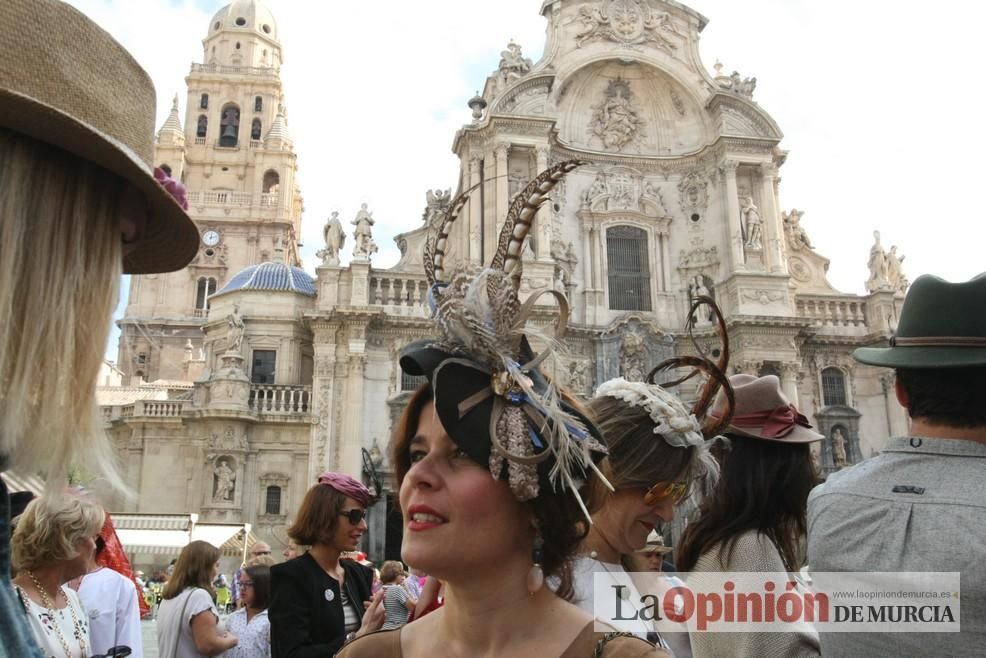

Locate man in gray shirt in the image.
[808,273,986,655]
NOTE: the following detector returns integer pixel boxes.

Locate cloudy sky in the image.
[66,0,985,360]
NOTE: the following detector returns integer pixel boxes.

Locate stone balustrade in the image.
[249,385,311,414]
[796,295,868,330]
[190,63,278,79]
[369,274,429,309]
[186,191,254,207]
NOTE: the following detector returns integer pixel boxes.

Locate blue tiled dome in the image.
[212,262,316,298]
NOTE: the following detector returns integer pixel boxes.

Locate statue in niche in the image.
[590,79,643,152]
[620,332,647,382]
[213,458,236,501]
[886,246,908,292]
[226,303,246,353]
[688,276,713,326]
[783,209,813,251]
[351,203,378,260]
[318,211,346,266]
[831,428,848,469]
[196,115,208,138]
[865,230,890,292]
[741,196,763,249]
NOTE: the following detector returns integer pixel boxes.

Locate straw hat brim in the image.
[0,88,198,275]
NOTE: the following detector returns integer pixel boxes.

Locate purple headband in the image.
[316,472,372,508]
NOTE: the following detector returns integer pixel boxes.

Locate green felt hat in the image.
[854,273,986,369]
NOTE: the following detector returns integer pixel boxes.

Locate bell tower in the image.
[117,0,304,383]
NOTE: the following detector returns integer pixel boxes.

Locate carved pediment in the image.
[707,95,782,141]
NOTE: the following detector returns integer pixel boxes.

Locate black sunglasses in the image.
[339,509,367,525]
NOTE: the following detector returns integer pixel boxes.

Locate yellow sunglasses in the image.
[643,481,689,506]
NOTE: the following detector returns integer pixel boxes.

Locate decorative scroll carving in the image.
[677,170,709,217]
[575,0,680,53]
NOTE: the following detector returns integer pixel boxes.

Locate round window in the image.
[213,21,221,30]
[235,17,246,26]
[262,24,271,34]
[205,248,216,257]
[690,213,701,223]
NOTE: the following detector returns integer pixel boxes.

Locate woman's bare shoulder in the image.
[335,629,402,658]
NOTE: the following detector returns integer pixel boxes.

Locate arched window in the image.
[265,486,281,515]
[218,103,240,147]
[263,170,280,193]
[195,277,218,310]
[254,96,263,112]
[607,226,651,311]
[200,93,209,109]
[251,118,262,140]
[196,115,208,138]
[821,367,847,406]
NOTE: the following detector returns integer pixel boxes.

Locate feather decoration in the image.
[490,160,584,290]
[425,191,470,286]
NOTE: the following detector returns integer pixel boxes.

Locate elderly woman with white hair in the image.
[11,493,106,658]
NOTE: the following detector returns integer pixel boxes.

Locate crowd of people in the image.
[0,1,983,657]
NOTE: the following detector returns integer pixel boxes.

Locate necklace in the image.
[23,570,86,658]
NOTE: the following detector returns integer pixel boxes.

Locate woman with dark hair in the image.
[223,565,271,658]
[677,374,822,658]
[338,162,663,657]
[269,474,383,657]
[157,541,237,657]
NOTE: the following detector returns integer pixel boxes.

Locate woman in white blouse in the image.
[11,492,104,658]
[222,564,270,658]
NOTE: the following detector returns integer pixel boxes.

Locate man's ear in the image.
[894,376,909,410]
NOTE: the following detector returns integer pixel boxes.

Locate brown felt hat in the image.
[0,0,198,274]
[709,374,823,444]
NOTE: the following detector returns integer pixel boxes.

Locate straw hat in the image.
[709,374,823,443]
[0,0,198,274]
[854,273,986,369]
[636,530,672,555]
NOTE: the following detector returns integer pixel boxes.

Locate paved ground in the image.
[140,618,159,658]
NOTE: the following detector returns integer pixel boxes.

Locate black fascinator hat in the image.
[402,161,610,519]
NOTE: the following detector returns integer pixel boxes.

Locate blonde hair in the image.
[0,128,124,488]
[380,560,405,584]
[246,554,276,568]
[11,492,105,572]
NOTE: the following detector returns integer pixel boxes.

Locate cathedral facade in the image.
[104,0,908,561]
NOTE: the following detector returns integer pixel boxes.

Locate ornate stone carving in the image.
[212,456,236,502]
[641,180,669,216]
[589,78,643,152]
[550,240,579,289]
[317,211,346,266]
[717,70,757,98]
[575,0,679,54]
[494,40,532,90]
[567,359,590,395]
[740,196,763,249]
[677,246,719,272]
[677,170,709,218]
[668,86,685,117]
[865,230,908,293]
[788,255,812,283]
[686,275,715,326]
[421,189,451,227]
[742,289,784,305]
[782,209,812,251]
[620,331,647,382]
[351,203,378,261]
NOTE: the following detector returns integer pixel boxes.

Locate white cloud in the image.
[72,0,986,360]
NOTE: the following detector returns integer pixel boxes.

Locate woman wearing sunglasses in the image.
[574,299,734,652]
[269,473,384,657]
[676,374,822,657]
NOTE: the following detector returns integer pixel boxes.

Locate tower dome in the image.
[208,0,279,43]
[212,262,315,299]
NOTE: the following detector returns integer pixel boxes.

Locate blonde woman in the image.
[11,493,106,658]
[157,541,238,657]
[0,1,199,653]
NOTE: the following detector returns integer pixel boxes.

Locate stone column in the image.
[759,163,785,274]
[581,221,594,325]
[534,146,551,259]
[468,153,483,263]
[721,160,745,272]
[493,143,510,251]
[658,218,672,292]
[308,322,339,483]
[780,362,801,406]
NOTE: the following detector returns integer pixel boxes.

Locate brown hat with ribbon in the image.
[0,0,199,274]
[709,374,823,443]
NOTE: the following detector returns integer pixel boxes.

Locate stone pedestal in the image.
[207,351,251,411]
[350,260,371,306]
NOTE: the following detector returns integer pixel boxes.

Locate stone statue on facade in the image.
[551,240,578,289]
[422,189,451,226]
[213,458,236,501]
[831,427,848,469]
[783,209,813,251]
[886,245,908,292]
[688,276,713,326]
[352,203,378,260]
[620,331,647,382]
[741,196,763,249]
[498,40,532,78]
[318,211,346,266]
[865,230,901,292]
[567,359,589,394]
[226,303,246,353]
[591,79,642,152]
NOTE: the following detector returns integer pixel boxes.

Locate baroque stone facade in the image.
[103,0,908,561]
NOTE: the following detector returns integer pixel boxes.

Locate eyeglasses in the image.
[643,481,689,506]
[237,581,254,589]
[339,509,367,525]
